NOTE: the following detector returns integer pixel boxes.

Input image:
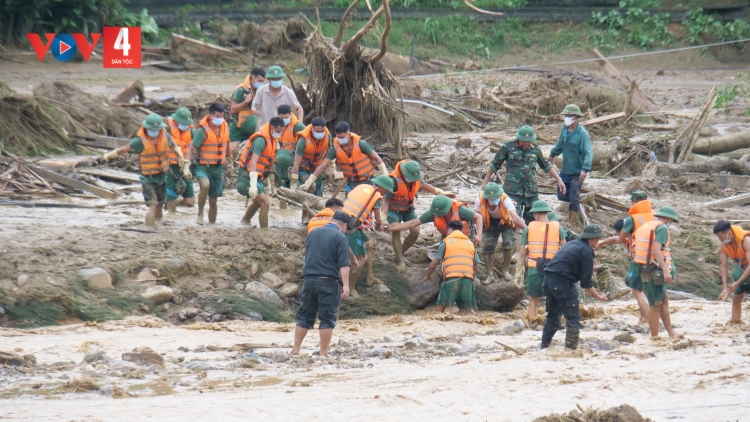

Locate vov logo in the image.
[26,27,141,68]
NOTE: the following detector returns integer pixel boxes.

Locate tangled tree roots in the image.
[303,0,404,153]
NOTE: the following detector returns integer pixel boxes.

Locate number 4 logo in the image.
[103,27,141,68]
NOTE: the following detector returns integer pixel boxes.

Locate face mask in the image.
[564,116,576,126]
[211,117,224,126]
[282,117,290,126]
[489,198,500,206]
[312,131,325,140]
[178,124,190,131]
[404,175,415,183]
[146,129,161,137]
[337,137,349,145]
[665,222,672,228]
[723,237,731,245]
[272,132,282,139]
[270,80,283,88]
[253,82,263,89]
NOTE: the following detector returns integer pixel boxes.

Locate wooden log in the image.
[669,86,717,164]
[656,156,750,177]
[171,34,233,55]
[112,80,145,104]
[580,112,626,126]
[705,192,750,210]
[693,130,750,155]
[424,165,468,183]
[637,124,678,131]
[30,167,120,200]
[76,168,141,183]
[72,133,130,149]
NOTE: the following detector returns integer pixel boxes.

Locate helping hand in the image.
[248,171,259,199]
[557,179,567,195]
[341,285,350,299]
[473,233,483,245]
[598,292,610,302]
[720,288,730,301]
[578,171,588,183]
[101,150,119,163]
[664,273,674,284]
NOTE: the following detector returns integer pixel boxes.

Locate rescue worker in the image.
[165,108,195,213]
[387,196,483,246]
[237,117,285,228]
[715,219,750,323]
[481,125,566,224]
[541,224,610,350]
[633,206,683,339]
[383,159,454,272]
[548,104,593,231]
[274,104,306,193]
[291,117,331,198]
[252,65,303,130]
[102,115,191,227]
[342,175,394,298]
[474,183,526,284]
[187,103,232,225]
[301,122,389,194]
[597,190,654,324]
[229,67,265,155]
[519,201,567,319]
[419,220,481,314]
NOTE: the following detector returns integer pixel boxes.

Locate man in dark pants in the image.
[541,224,610,350]
[290,211,352,358]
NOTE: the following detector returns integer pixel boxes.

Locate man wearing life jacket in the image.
[165,108,195,213]
[474,183,526,285]
[229,67,265,155]
[301,122,389,194]
[715,220,750,323]
[419,220,480,313]
[481,125,566,225]
[274,104,306,195]
[597,190,654,324]
[291,117,331,198]
[236,117,285,228]
[342,175,394,298]
[102,114,191,227]
[383,160,454,273]
[187,103,232,225]
[519,201,566,319]
[633,206,683,339]
[388,196,484,246]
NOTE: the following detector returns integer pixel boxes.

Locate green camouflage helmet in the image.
[400,160,423,182]
[560,104,584,116]
[430,195,453,216]
[483,182,503,200]
[372,175,395,193]
[515,125,537,142]
[630,190,648,202]
[142,114,167,130]
[654,206,679,222]
[171,108,193,126]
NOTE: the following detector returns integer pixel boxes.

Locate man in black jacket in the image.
[541,224,610,350]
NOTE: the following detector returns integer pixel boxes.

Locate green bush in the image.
[682,8,750,44]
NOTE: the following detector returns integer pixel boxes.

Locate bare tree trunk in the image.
[693,130,750,155]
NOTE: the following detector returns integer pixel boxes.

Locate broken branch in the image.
[334,0,360,47]
[368,0,391,65]
[463,0,504,16]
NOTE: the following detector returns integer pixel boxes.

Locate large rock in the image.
[122,352,164,366]
[76,267,112,290]
[162,258,190,276]
[259,272,284,289]
[83,349,109,363]
[244,281,283,307]
[141,285,174,304]
[402,267,440,308]
[477,281,524,311]
[278,283,299,298]
[0,351,27,366]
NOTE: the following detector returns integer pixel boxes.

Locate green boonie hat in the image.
[171,108,193,125]
[560,104,584,117]
[654,206,679,222]
[430,195,453,216]
[580,224,606,239]
[401,161,423,182]
[630,190,648,202]
[529,200,552,214]
[372,175,394,193]
[483,182,503,200]
[266,65,286,78]
[515,125,537,142]
[547,211,560,221]
[142,114,166,130]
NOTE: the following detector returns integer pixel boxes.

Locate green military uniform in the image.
[520,223,567,298]
[295,135,332,196]
[326,139,376,193]
[230,87,256,142]
[345,199,382,257]
[621,216,643,291]
[192,128,227,197]
[276,121,306,187]
[435,241,480,310]
[237,137,270,197]
[640,223,673,306]
[418,206,477,239]
[165,109,196,203]
[129,136,175,205]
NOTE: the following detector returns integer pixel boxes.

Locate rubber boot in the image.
[197,179,209,225]
[568,210,580,231]
[145,210,156,227]
[208,197,218,224]
[349,265,363,298]
[500,249,514,281]
[600,266,630,299]
[242,202,260,225]
[482,254,495,285]
[279,200,288,210]
[564,327,580,350]
[259,208,269,229]
[365,242,383,286]
[392,232,406,273]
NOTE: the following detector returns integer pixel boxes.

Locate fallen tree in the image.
[656,155,750,177]
[693,130,750,155]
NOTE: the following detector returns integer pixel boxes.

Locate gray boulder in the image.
[245,281,284,307]
[76,267,112,290]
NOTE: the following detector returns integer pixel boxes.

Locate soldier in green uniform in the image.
[229,67,266,156]
[481,125,566,224]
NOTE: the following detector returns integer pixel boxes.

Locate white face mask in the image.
[272,132,282,139]
[564,116,576,126]
[178,124,190,131]
[270,80,283,88]
[312,131,325,140]
[723,237,731,245]
[337,137,349,145]
[211,117,224,126]
[282,117,291,126]
[146,129,161,137]
[253,81,263,89]
[665,222,672,228]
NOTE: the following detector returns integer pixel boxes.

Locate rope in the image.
[407,38,750,79]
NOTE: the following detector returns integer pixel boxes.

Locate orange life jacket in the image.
[297,125,331,172]
[197,115,229,165]
[433,200,472,237]
[343,184,382,231]
[233,80,254,128]
[278,114,299,152]
[526,221,561,268]
[633,220,672,268]
[626,200,655,260]
[308,207,336,234]
[237,124,277,178]
[166,117,193,165]
[388,160,421,212]
[477,192,514,231]
[722,225,750,269]
[442,230,476,279]
[137,127,170,176]
[334,133,375,182]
